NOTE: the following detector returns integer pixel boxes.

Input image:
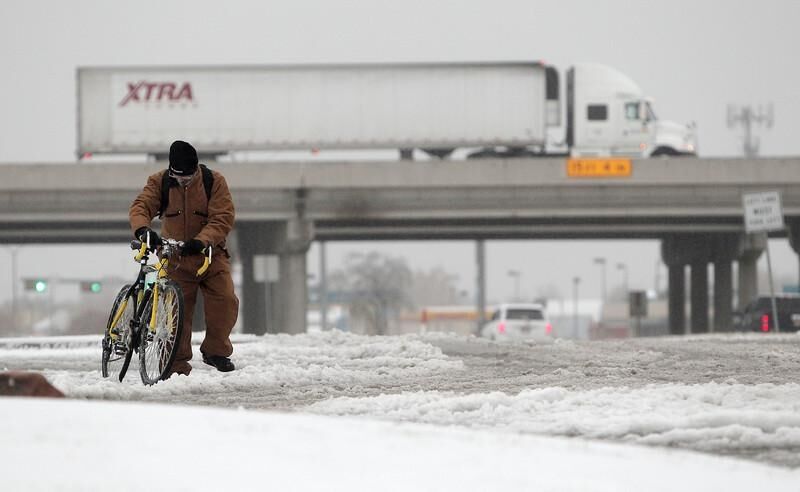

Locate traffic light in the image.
[80,281,102,293]
[24,279,48,293]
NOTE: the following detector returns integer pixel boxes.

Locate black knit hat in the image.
[168,140,198,176]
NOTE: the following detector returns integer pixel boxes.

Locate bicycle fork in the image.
[118,288,153,383]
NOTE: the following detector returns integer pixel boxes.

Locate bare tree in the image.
[329,251,413,335]
[411,267,463,307]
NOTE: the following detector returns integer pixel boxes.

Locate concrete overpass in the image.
[2,157,800,335]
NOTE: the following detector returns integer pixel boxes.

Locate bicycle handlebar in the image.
[130,238,211,276]
[196,245,212,276]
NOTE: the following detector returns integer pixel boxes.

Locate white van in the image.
[480,303,553,341]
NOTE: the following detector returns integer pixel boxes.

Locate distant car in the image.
[480,303,553,340]
[734,295,800,333]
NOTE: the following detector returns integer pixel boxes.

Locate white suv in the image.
[481,303,553,340]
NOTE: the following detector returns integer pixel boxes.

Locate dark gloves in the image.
[135,227,162,248]
[182,238,206,256]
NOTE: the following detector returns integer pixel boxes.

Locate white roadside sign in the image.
[742,190,784,332]
[743,191,784,233]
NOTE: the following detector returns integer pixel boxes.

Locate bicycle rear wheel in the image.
[139,279,184,385]
[101,284,134,378]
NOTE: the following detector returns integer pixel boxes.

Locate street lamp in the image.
[593,257,607,306]
[617,262,628,298]
[507,269,521,301]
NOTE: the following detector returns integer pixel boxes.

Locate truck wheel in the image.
[467,149,496,159]
[651,147,680,157]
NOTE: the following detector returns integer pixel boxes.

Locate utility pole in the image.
[727,104,773,158]
[475,240,486,335]
[617,262,628,298]
[572,276,581,338]
[10,246,19,324]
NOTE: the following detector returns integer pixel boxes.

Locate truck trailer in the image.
[76,61,696,159]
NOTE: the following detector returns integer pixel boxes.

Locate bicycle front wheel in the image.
[102,284,134,378]
[139,279,184,385]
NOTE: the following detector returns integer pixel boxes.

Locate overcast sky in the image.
[1,0,799,307]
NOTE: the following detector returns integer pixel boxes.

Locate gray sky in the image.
[1,0,799,306]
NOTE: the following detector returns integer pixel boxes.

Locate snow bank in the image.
[309,382,800,456]
[1,397,797,491]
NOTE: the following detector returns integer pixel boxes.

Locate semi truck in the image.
[76,62,696,160]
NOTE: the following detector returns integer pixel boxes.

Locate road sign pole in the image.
[764,235,780,333]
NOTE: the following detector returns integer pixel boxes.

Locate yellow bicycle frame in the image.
[107,288,146,341]
[109,241,210,339]
[149,257,171,332]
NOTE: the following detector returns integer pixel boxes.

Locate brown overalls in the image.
[129,169,239,375]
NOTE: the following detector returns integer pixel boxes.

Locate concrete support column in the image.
[236,223,268,335]
[662,234,713,334]
[688,235,713,333]
[276,218,313,334]
[737,232,765,309]
[712,234,738,332]
[713,260,733,332]
[236,211,313,335]
[738,256,759,309]
[319,241,328,331]
[662,235,687,335]
[667,264,686,335]
[690,261,709,333]
[276,252,307,334]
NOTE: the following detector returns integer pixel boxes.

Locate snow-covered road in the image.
[2,331,800,469]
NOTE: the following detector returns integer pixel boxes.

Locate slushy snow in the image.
[2,330,800,489]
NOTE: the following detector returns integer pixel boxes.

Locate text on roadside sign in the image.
[742,191,784,233]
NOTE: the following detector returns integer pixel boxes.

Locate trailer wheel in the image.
[421,148,455,160]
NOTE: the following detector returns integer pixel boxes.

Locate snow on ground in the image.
[0,331,463,405]
[3,330,800,471]
[2,397,798,492]
[309,382,800,464]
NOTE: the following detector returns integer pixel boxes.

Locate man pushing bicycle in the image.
[130,140,238,376]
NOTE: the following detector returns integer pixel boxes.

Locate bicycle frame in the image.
[107,242,169,342]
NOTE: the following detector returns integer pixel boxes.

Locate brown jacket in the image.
[129,169,235,256]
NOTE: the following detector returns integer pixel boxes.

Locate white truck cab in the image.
[566,64,697,157]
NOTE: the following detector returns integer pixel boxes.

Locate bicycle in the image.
[101,236,211,385]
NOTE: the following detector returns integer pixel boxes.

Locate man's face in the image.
[171,169,197,187]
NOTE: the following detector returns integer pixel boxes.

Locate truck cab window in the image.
[587,104,608,121]
[625,102,640,120]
